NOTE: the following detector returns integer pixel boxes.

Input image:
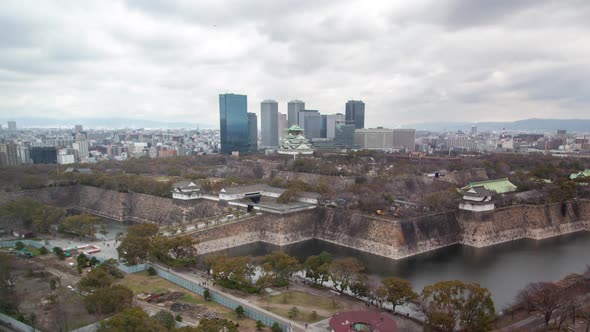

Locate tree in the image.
[256,320,265,330]
[39,246,49,255]
[235,305,245,318]
[196,318,239,332]
[153,310,175,329]
[97,307,165,332]
[277,189,302,204]
[53,246,66,260]
[14,241,24,250]
[59,214,101,238]
[260,251,300,286]
[176,314,183,322]
[79,267,113,291]
[31,205,64,233]
[328,257,365,294]
[288,306,299,318]
[421,280,495,332]
[0,253,18,314]
[304,251,333,285]
[153,235,197,266]
[98,259,124,279]
[99,224,108,238]
[85,285,133,315]
[516,282,563,329]
[203,288,211,301]
[77,253,90,267]
[210,256,255,288]
[118,235,153,265]
[271,322,282,332]
[0,198,42,228]
[127,223,159,238]
[380,277,418,313]
[350,275,370,299]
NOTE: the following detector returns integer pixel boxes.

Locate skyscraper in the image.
[248,112,258,152]
[260,100,279,147]
[278,113,287,140]
[219,93,249,154]
[393,129,416,152]
[7,121,16,131]
[345,100,365,129]
[326,113,345,139]
[287,100,305,127]
[298,110,321,139]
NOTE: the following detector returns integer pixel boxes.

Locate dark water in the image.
[204,232,590,309]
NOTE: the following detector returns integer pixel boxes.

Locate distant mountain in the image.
[409,118,590,133]
[0,117,216,130]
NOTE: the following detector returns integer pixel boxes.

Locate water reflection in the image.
[202,231,590,309]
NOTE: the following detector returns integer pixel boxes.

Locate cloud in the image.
[0,0,589,128]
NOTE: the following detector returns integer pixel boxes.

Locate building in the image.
[461,178,517,194]
[17,145,30,165]
[471,126,477,136]
[287,100,305,127]
[329,311,397,332]
[0,143,19,166]
[298,110,321,139]
[277,125,314,156]
[57,154,75,165]
[345,100,365,129]
[30,147,57,164]
[326,113,345,139]
[260,100,279,147]
[219,93,249,154]
[459,186,495,212]
[354,128,394,150]
[75,124,83,132]
[278,112,287,140]
[334,124,357,149]
[219,183,319,214]
[248,112,258,152]
[72,140,89,162]
[393,129,416,152]
[171,180,202,200]
[570,169,590,180]
[7,121,16,131]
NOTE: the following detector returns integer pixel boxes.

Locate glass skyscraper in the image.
[219,93,249,154]
[345,100,365,129]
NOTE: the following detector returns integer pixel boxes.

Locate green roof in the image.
[463,178,517,194]
[288,125,303,131]
[570,169,590,180]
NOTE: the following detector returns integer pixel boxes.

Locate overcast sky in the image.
[1,0,589,128]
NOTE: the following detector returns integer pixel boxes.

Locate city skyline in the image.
[1,1,589,129]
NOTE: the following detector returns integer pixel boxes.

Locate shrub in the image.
[271,322,282,332]
[235,305,245,318]
[175,314,183,322]
[256,320,265,330]
[14,241,24,250]
[147,266,157,276]
[38,246,49,255]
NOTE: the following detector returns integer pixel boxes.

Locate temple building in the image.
[458,186,495,212]
[277,125,314,156]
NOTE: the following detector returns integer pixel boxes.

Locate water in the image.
[203,231,590,309]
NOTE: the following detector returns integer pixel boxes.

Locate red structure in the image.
[329,311,397,332]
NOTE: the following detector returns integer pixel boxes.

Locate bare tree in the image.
[516,282,563,329]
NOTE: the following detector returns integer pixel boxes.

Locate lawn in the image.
[267,306,327,324]
[267,291,342,311]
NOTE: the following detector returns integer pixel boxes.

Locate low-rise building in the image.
[172,180,202,200]
[459,186,495,212]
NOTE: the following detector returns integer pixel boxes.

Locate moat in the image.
[205,231,590,309]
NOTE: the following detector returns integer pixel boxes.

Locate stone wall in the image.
[460,199,590,247]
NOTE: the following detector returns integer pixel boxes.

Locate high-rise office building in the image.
[298,110,321,139]
[278,113,287,140]
[393,129,416,152]
[75,124,84,132]
[334,124,357,149]
[30,147,58,164]
[287,100,305,127]
[7,121,16,131]
[248,112,258,152]
[345,100,365,129]
[0,143,19,166]
[17,145,30,165]
[219,93,249,154]
[260,100,279,147]
[326,113,345,139]
[355,128,394,150]
[73,140,89,162]
[320,115,328,138]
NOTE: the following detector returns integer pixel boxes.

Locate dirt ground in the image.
[3,251,101,331]
[116,271,260,331]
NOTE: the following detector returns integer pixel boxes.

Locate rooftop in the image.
[463,178,517,194]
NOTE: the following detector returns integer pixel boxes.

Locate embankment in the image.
[1,186,589,260]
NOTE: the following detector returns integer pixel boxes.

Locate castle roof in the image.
[461,178,517,194]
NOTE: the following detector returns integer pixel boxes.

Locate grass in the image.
[25,245,40,256]
[266,307,327,323]
[267,291,342,311]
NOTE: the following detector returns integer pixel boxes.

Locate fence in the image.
[0,313,41,332]
[154,267,288,331]
[0,240,291,331]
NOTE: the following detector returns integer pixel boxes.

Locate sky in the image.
[1,0,589,128]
